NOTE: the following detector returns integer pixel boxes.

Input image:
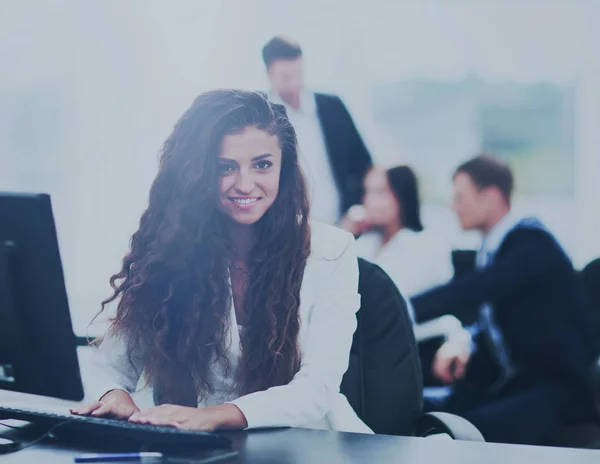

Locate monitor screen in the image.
[0,193,84,401]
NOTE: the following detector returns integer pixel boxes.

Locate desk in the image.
[1,427,600,463]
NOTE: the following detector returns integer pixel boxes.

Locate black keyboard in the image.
[0,405,231,451]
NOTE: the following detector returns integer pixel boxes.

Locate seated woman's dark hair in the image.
[99,89,310,404]
[386,165,424,232]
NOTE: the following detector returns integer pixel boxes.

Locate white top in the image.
[88,222,372,434]
[357,229,465,344]
[356,228,453,299]
[269,90,340,225]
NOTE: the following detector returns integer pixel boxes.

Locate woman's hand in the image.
[339,205,370,237]
[70,389,140,420]
[129,403,248,431]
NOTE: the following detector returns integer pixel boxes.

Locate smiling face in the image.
[218,125,282,225]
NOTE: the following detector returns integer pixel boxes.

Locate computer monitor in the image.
[0,192,84,401]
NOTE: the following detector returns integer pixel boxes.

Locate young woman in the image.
[343,166,453,298]
[72,90,370,434]
[342,166,471,384]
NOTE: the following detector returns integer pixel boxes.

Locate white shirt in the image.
[88,222,372,434]
[476,211,521,267]
[269,90,340,225]
[356,229,454,299]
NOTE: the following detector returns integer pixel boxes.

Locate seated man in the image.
[411,154,598,445]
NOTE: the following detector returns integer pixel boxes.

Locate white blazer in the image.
[88,222,372,434]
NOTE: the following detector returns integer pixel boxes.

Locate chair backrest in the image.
[450,249,479,326]
[451,249,476,278]
[582,258,600,315]
[340,258,423,436]
[581,258,600,355]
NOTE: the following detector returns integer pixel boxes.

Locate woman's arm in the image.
[339,205,371,237]
[84,330,144,402]
[229,232,361,429]
[72,330,144,419]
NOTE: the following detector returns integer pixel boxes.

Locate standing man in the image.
[262,36,373,224]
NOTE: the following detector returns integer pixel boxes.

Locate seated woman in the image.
[72,89,371,434]
[341,165,471,385]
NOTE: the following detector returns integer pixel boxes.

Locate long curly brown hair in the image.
[99,90,310,404]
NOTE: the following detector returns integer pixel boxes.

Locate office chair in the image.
[449,249,479,326]
[546,257,600,449]
[451,249,477,278]
[581,258,600,420]
[581,258,600,338]
[340,258,484,441]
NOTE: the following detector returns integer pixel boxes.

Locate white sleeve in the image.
[438,240,455,284]
[229,233,360,429]
[84,330,144,402]
[389,234,453,298]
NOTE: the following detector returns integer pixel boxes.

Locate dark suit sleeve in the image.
[333,96,373,212]
[411,231,563,323]
[335,96,373,166]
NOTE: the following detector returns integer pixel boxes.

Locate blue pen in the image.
[74,452,163,462]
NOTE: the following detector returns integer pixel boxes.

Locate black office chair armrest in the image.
[417,412,485,442]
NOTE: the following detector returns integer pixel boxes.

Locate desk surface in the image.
[1,426,600,464]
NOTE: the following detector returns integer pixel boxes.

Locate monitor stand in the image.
[0,241,25,454]
[0,241,24,389]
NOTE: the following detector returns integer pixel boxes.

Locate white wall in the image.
[1,0,599,336]
[574,0,600,266]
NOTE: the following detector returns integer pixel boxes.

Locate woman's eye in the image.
[219,164,235,176]
[255,161,272,170]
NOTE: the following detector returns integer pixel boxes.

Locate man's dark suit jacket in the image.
[314,93,373,216]
[411,225,598,391]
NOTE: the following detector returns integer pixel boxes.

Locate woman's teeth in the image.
[232,198,258,204]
